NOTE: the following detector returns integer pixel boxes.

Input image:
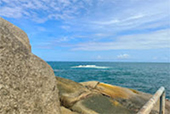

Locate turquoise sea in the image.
[48,62,170,99]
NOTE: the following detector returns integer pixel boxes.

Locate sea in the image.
[48,62,170,99]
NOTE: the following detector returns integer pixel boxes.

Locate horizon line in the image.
[46,61,170,63]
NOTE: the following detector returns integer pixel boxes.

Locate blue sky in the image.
[0,0,170,62]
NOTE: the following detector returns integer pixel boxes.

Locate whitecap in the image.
[71,65,109,69]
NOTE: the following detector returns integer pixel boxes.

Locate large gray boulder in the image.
[0,17,61,114]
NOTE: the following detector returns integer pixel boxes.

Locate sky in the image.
[0,0,170,62]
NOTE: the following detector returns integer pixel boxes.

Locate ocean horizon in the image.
[47,61,170,99]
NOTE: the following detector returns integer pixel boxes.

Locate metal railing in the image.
[137,86,165,114]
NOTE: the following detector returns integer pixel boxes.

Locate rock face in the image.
[57,77,91,108]
[82,81,170,114]
[60,106,78,114]
[0,17,61,114]
[57,77,170,114]
[57,77,133,114]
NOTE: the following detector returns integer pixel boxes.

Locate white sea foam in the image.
[71,65,109,69]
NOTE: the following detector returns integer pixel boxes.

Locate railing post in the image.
[159,91,165,114]
[137,87,165,114]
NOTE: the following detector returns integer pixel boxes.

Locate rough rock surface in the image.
[56,77,91,108]
[57,77,170,114]
[0,17,61,114]
[71,93,133,114]
[82,81,170,114]
[57,77,134,114]
[61,106,78,114]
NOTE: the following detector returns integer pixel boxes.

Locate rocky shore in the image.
[58,77,170,114]
[0,17,170,114]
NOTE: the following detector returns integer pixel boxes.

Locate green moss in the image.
[82,94,133,114]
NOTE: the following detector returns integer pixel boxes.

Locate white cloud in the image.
[61,25,70,30]
[127,14,144,20]
[0,0,91,22]
[1,0,169,25]
[72,29,170,51]
[0,7,22,18]
[1,0,169,52]
[92,14,145,26]
[117,54,130,59]
[94,33,108,37]
[93,19,120,25]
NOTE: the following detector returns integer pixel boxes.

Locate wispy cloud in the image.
[61,25,70,30]
[92,14,145,25]
[1,0,169,62]
[0,0,92,23]
[93,19,120,25]
[72,29,170,51]
[117,54,130,59]
[0,7,22,18]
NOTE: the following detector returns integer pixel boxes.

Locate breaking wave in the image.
[71,65,109,69]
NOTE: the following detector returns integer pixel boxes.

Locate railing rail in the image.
[137,86,165,114]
